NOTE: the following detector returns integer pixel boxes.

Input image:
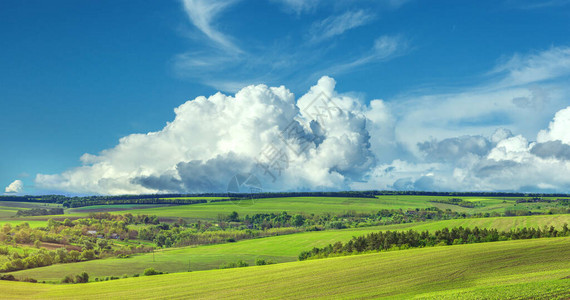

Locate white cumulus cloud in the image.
[36,77,375,195]
[5,180,23,193]
[537,106,570,144]
[33,46,570,194]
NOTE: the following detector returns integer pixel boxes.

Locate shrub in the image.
[75,272,89,283]
[220,260,249,269]
[80,249,97,261]
[61,275,74,284]
[0,274,16,281]
[236,260,249,267]
[143,268,163,276]
[255,258,276,265]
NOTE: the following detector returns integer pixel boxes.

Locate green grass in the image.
[0,220,49,228]
[59,195,537,220]
[67,196,395,220]
[0,208,22,220]
[393,213,570,232]
[62,195,567,221]
[5,195,563,222]
[0,202,62,225]
[9,214,569,282]
[158,197,230,200]
[67,204,172,212]
[1,237,569,299]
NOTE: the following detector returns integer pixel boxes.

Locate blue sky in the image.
[2,0,570,195]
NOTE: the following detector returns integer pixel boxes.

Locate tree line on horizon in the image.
[2,191,570,208]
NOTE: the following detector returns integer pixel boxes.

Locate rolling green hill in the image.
[10,214,569,282]
[94,195,535,220]
[1,237,569,299]
[51,195,567,221]
[2,195,565,225]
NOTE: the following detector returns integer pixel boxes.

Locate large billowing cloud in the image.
[5,180,23,193]
[36,77,375,194]
[35,75,570,195]
[35,46,570,195]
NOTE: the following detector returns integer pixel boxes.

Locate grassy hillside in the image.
[10,214,569,282]
[1,237,569,299]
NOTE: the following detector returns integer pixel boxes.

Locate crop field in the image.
[9,214,569,282]
[0,201,62,226]
[1,194,569,298]
[1,237,569,299]
[158,197,230,201]
[72,196,396,220]
[0,220,48,228]
[47,195,564,221]
[1,195,565,223]
[0,207,25,220]
[67,204,173,213]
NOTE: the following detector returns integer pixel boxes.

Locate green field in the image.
[1,237,569,299]
[10,214,569,282]
[67,204,172,213]
[0,201,63,226]
[159,197,230,201]
[0,220,48,228]
[51,195,564,221]
[1,196,565,224]
[1,195,569,298]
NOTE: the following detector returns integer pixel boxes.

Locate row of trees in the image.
[16,208,64,217]
[221,208,470,232]
[429,198,478,208]
[138,223,300,248]
[3,192,570,211]
[1,247,96,272]
[298,224,570,260]
[86,212,159,225]
[62,198,208,208]
[4,191,570,205]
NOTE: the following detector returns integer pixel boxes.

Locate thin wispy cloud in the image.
[308,10,375,43]
[175,0,411,93]
[181,0,242,53]
[270,0,321,14]
[490,47,570,88]
[387,46,570,160]
[315,35,408,77]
